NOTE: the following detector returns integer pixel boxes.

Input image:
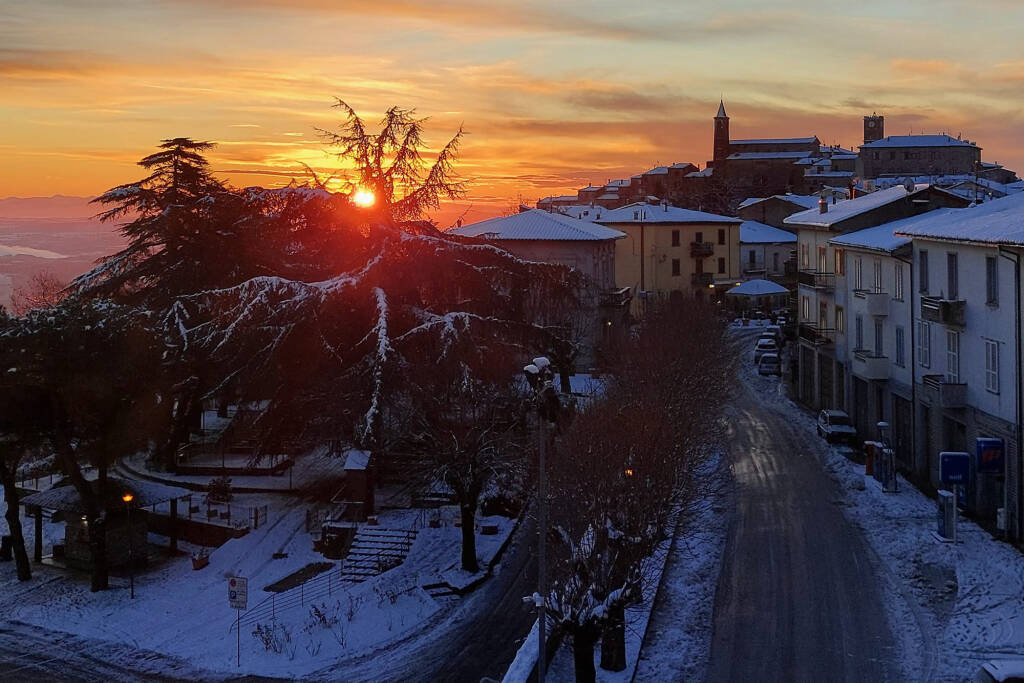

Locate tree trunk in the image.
[459,503,478,572]
[572,628,599,683]
[88,515,109,592]
[52,431,108,591]
[0,460,31,581]
[599,603,627,671]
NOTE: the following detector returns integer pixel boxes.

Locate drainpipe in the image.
[999,246,1021,541]
[896,249,916,478]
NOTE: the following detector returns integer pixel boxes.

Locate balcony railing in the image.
[599,286,632,308]
[852,349,889,380]
[691,272,714,286]
[921,296,965,327]
[690,241,715,258]
[797,269,835,291]
[798,323,835,346]
[922,374,967,408]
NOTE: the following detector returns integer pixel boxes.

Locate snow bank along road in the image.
[705,330,904,682]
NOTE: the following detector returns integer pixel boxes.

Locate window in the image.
[986,339,1000,393]
[947,253,958,299]
[695,231,703,244]
[718,228,726,245]
[802,295,810,321]
[801,243,809,268]
[818,246,827,273]
[855,314,864,349]
[671,230,680,247]
[986,256,999,305]
[889,151,896,160]
[854,256,863,289]
[772,252,780,272]
[895,326,905,367]
[919,250,929,293]
[894,264,904,301]
[872,151,879,160]
[872,259,882,293]
[718,257,726,274]
[748,249,756,266]
[946,330,960,383]
[834,248,845,276]
[835,306,845,333]
[874,319,884,355]
[918,321,931,368]
[671,259,680,277]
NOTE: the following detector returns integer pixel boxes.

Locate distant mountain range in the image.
[0,195,99,219]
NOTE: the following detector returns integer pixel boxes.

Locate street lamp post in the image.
[122,493,135,599]
[524,356,559,683]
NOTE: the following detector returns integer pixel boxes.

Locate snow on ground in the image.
[1,478,517,679]
[730,323,1024,681]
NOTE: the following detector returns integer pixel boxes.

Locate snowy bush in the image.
[251,622,292,654]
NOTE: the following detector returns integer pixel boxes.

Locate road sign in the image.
[939,451,970,486]
[228,576,248,610]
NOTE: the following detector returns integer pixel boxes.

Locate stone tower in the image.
[713,100,730,163]
[863,113,884,144]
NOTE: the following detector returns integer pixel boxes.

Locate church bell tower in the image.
[713,100,730,164]
[864,113,884,143]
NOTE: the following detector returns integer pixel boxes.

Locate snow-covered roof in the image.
[830,154,858,160]
[821,145,857,155]
[596,193,619,200]
[538,195,578,203]
[727,151,815,160]
[21,477,191,513]
[740,221,797,244]
[731,137,818,145]
[806,171,855,178]
[827,210,952,253]
[893,191,1024,245]
[861,134,979,149]
[448,209,626,241]
[686,167,714,178]
[344,449,371,471]
[726,279,789,296]
[739,194,820,210]
[596,202,739,225]
[579,185,603,191]
[784,186,909,228]
[604,179,631,188]
[643,166,669,175]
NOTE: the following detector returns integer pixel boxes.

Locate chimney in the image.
[819,198,828,214]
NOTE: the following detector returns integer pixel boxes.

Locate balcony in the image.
[921,296,965,327]
[599,287,631,308]
[852,349,889,380]
[690,241,715,258]
[691,272,714,286]
[798,323,835,346]
[922,374,967,408]
[853,290,890,316]
[797,269,835,291]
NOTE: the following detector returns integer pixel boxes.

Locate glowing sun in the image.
[352,188,376,207]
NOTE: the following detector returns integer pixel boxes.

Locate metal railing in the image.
[797,270,836,291]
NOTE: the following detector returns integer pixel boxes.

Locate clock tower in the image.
[713,100,730,164]
[864,113,884,144]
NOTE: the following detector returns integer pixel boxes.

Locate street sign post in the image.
[229,577,248,667]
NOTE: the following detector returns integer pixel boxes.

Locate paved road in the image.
[705,336,903,682]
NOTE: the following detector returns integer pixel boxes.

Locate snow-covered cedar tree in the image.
[72,138,233,305]
[165,103,593,470]
[387,376,529,572]
[0,298,168,591]
[544,298,732,682]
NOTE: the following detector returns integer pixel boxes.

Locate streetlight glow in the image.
[122,493,133,503]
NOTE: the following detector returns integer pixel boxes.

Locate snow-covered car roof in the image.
[821,409,851,418]
[982,659,1024,680]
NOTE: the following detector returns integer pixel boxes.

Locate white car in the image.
[753,338,779,363]
[975,660,1024,682]
[757,353,781,376]
[816,409,857,445]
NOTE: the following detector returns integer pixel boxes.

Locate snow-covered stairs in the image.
[340,527,418,583]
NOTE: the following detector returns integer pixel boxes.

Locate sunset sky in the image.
[3,0,1024,226]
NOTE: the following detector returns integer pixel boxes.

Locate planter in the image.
[192,555,210,571]
[428,519,441,528]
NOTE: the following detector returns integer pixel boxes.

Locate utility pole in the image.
[536,415,547,683]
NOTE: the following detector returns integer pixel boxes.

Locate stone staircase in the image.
[340,527,418,583]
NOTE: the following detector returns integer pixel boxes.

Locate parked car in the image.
[753,338,779,363]
[757,352,781,376]
[765,324,784,344]
[816,410,857,444]
[975,660,1024,683]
